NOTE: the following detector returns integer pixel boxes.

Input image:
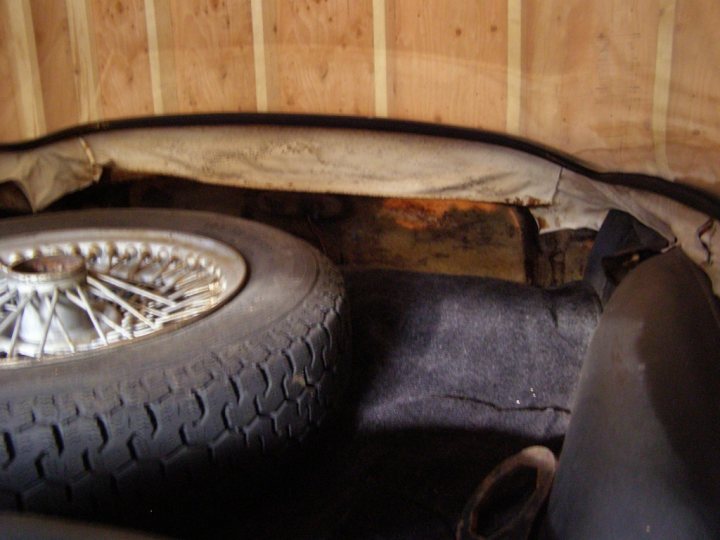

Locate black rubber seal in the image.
[1,113,719,220]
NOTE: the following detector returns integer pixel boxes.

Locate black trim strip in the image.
[1,113,719,220]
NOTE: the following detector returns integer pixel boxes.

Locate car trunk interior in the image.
[2,2,720,536]
[6,174,600,539]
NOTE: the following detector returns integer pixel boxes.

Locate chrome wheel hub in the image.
[0,228,247,365]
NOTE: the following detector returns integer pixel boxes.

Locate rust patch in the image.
[55,175,596,284]
[381,198,499,230]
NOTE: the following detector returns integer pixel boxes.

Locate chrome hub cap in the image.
[0,228,247,365]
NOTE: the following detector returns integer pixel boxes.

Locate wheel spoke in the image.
[0,230,244,362]
[0,294,32,335]
[0,289,16,307]
[169,278,214,301]
[75,286,108,345]
[87,278,156,329]
[36,289,59,358]
[174,270,208,289]
[52,307,76,353]
[90,273,176,307]
[93,308,133,340]
[159,267,195,293]
[7,298,25,357]
[146,258,173,283]
[161,292,214,315]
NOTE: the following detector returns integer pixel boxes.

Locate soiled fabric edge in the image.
[0,138,98,210]
[532,170,720,295]
[0,125,716,294]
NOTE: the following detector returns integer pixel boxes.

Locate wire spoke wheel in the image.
[0,228,246,365]
[0,209,348,528]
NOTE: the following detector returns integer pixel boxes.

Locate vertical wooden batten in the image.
[3,0,46,138]
[385,0,508,130]
[144,0,165,114]
[65,0,101,123]
[651,0,676,179]
[147,0,178,114]
[372,0,388,117]
[251,0,267,112]
[506,0,521,135]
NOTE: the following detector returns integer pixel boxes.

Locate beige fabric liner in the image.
[0,126,717,294]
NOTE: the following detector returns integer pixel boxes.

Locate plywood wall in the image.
[1,0,719,190]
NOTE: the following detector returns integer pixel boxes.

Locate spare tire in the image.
[0,209,349,518]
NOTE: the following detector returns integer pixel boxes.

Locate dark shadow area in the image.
[183,428,566,540]
[2,185,602,538]
[108,269,598,539]
[544,249,720,539]
[45,175,596,287]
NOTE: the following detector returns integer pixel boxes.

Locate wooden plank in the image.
[4,0,46,138]
[386,0,507,130]
[666,0,720,190]
[90,0,154,120]
[0,1,23,142]
[372,0,388,117]
[264,0,374,115]
[169,0,255,112]
[506,0,521,134]
[521,1,660,172]
[65,0,101,123]
[30,0,80,133]
[651,0,676,178]
[145,0,178,113]
[250,0,268,112]
[145,0,164,113]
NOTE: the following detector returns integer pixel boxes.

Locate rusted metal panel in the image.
[46,175,602,285]
[53,176,537,283]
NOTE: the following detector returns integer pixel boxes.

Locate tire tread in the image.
[0,251,349,516]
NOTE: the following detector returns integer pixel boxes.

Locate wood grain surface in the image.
[170,0,255,113]
[31,0,78,133]
[521,0,660,173]
[0,0,718,190]
[666,0,720,187]
[263,0,374,115]
[0,0,23,142]
[90,0,153,120]
[386,0,507,131]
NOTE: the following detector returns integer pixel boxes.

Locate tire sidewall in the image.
[0,209,321,398]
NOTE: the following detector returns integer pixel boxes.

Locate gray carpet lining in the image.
[347,270,599,437]
[184,270,601,539]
